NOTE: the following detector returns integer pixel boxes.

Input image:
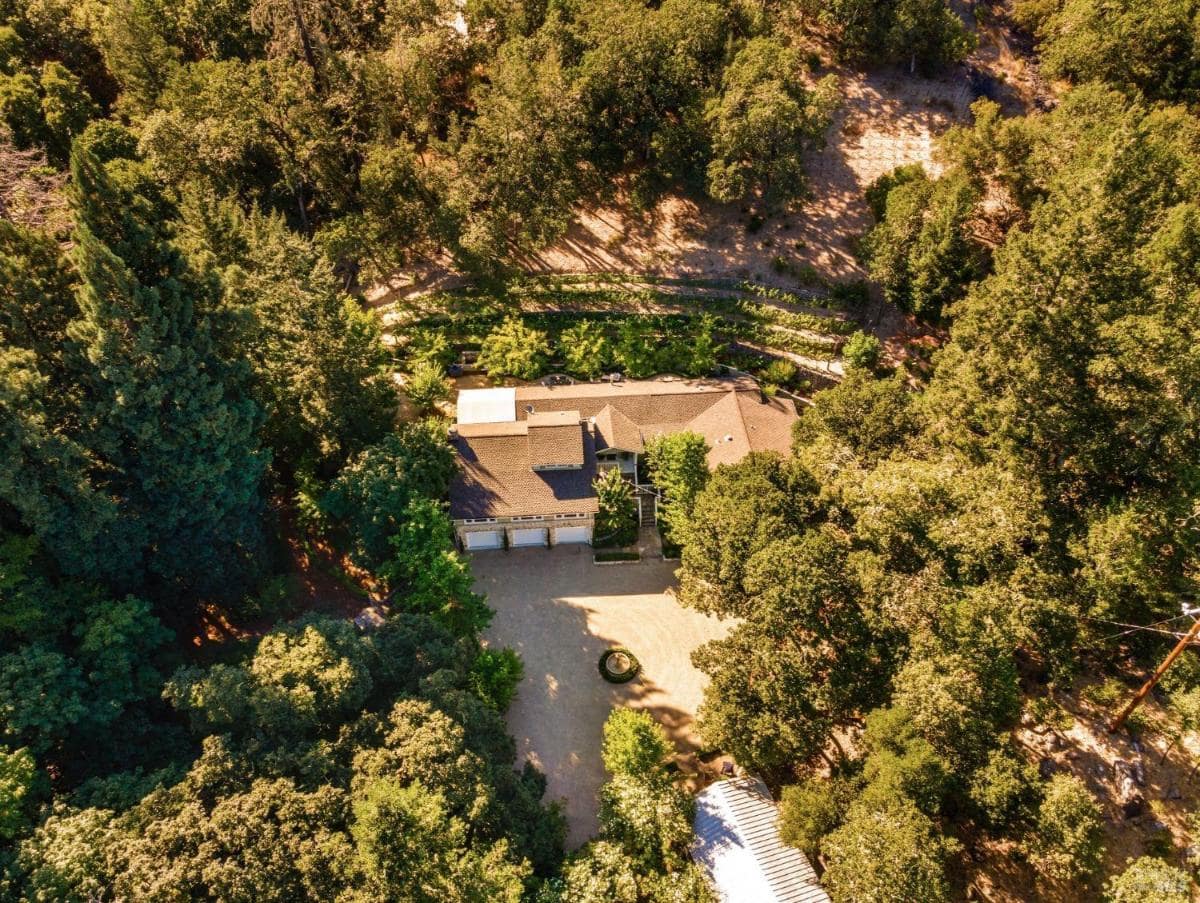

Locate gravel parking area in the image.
[474,544,732,847]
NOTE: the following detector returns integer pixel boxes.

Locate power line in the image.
[1084,612,1197,644]
[1110,614,1200,733]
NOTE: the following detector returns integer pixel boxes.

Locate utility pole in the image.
[1108,610,1200,733]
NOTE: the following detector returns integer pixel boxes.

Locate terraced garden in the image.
[382,274,868,389]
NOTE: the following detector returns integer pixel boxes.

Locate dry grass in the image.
[969,673,1200,902]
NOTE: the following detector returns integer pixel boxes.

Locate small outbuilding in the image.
[691,776,831,903]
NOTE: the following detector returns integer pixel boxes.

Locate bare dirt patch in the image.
[516,67,975,290]
[367,64,981,313]
[969,676,1200,903]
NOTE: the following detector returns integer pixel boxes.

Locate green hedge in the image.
[594,550,641,563]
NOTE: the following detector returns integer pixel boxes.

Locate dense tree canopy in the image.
[1016,0,1200,104]
[669,76,1200,901]
[792,0,975,72]
[14,614,563,902]
[4,0,1200,898]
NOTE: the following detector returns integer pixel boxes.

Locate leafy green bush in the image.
[843,330,882,371]
[594,468,638,547]
[478,317,551,380]
[601,708,668,777]
[405,328,455,368]
[761,358,799,388]
[0,745,39,840]
[866,164,926,221]
[405,361,449,411]
[1105,856,1191,903]
[822,799,958,903]
[1081,677,1128,709]
[469,648,524,711]
[1025,774,1104,883]
[779,775,854,857]
[239,574,296,622]
[559,320,612,379]
[967,745,1041,831]
[827,280,870,309]
[321,422,457,569]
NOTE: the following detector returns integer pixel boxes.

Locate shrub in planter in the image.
[595,550,640,563]
[599,648,641,684]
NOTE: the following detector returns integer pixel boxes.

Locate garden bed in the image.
[594,550,641,565]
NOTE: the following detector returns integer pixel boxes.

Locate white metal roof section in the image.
[457,388,516,424]
[691,777,831,903]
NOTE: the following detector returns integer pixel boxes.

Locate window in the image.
[512,515,545,522]
[462,517,498,524]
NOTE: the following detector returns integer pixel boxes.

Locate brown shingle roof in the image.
[513,377,760,429]
[449,430,599,519]
[592,404,644,453]
[450,377,799,519]
[685,391,752,468]
[736,392,798,457]
[527,411,585,468]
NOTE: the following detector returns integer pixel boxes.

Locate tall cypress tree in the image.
[66,148,268,609]
[0,348,124,583]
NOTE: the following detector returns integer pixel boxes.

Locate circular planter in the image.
[599,648,641,683]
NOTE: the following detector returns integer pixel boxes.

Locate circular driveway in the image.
[474,543,732,847]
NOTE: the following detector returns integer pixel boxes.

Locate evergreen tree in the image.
[179,198,396,473]
[66,147,267,606]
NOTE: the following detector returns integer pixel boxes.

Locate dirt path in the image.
[189,502,380,657]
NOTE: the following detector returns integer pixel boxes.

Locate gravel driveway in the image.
[474,544,732,847]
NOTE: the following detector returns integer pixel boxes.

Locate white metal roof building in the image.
[456,387,516,424]
[691,777,831,903]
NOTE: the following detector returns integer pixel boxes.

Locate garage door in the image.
[464,530,503,551]
[511,527,548,547]
[553,525,591,545]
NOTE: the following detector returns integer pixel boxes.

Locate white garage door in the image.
[511,527,548,547]
[553,525,591,545]
[464,530,503,551]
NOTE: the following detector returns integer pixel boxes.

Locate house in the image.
[448,376,799,550]
[691,776,831,903]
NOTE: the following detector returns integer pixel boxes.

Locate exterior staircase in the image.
[637,486,659,527]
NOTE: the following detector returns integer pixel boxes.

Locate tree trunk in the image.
[289,0,324,95]
[294,183,309,232]
[1161,735,1180,765]
[827,731,849,766]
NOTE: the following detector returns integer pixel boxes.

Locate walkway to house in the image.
[474,544,732,847]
